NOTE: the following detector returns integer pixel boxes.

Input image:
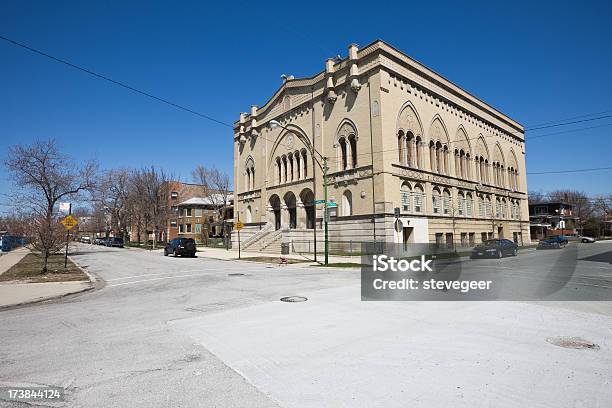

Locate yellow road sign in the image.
[60,215,78,230]
[235,221,244,231]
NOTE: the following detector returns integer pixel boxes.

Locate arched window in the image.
[501,198,507,218]
[398,131,405,164]
[415,136,422,169]
[339,137,347,170]
[275,157,281,185]
[413,184,424,213]
[442,145,449,175]
[485,196,492,218]
[288,153,294,182]
[454,149,461,177]
[478,194,485,217]
[406,132,414,167]
[282,155,288,183]
[432,188,441,214]
[349,135,357,168]
[442,189,451,215]
[294,151,301,180]
[245,205,252,223]
[466,193,473,217]
[458,191,465,216]
[245,157,255,190]
[495,197,502,218]
[342,190,353,216]
[302,150,308,178]
[400,183,411,212]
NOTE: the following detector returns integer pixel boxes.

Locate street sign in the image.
[235,221,244,231]
[60,215,78,230]
[316,200,337,207]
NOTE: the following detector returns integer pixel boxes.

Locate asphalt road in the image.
[1,242,611,407]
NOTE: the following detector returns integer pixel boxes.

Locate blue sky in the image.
[1,0,611,211]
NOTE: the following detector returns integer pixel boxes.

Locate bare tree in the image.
[129,167,170,248]
[94,168,132,241]
[5,139,97,273]
[528,190,547,204]
[192,165,232,235]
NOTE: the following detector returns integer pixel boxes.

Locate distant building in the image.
[176,196,234,243]
[129,180,233,244]
[529,202,577,240]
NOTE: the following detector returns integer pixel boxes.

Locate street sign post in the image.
[60,205,75,268]
[236,217,242,260]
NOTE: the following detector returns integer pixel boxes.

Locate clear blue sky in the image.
[1,0,611,210]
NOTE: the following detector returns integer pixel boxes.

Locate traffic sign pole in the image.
[323,157,329,265]
[237,214,241,260]
[64,203,71,269]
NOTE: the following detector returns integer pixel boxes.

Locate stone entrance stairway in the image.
[240,224,321,255]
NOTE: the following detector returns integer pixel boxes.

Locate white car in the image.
[578,236,596,243]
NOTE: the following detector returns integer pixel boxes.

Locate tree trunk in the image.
[42,249,49,274]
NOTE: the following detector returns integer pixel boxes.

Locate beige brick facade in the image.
[233,40,530,250]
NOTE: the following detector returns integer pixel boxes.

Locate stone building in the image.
[233,40,530,252]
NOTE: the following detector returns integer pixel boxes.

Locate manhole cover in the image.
[546,336,600,350]
[280,296,308,303]
[228,273,245,276]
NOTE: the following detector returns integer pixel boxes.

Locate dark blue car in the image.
[537,235,568,249]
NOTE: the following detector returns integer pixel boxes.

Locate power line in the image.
[527,166,612,175]
[525,110,612,128]
[524,115,612,132]
[0,34,233,129]
[525,122,612,140]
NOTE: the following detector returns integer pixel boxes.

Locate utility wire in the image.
[524,110,612,128]
[0,34,233,128]
[524,115,612,131]
[527,166,612,175]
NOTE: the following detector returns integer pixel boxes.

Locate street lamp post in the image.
[269,120,329,264]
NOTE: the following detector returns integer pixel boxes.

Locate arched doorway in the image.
[269,194,281,230]
[300,188,315,229]
[284,191,297,229]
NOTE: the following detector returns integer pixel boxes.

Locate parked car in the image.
[164,238,196,257]
[578,235,596,243]
[537,235,568,249]
[80,236,91,244]
[470,239,518,259]
[106,237,124,248]
[98,237,110,246]
[93,237,104,245]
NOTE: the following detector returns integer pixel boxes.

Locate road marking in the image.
[106,273,204,287]
[105,270,205,281]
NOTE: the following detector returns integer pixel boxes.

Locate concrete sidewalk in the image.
[0,247,30,275]
[0,281,93,308]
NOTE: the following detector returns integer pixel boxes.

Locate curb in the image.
[0,284,95,312]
